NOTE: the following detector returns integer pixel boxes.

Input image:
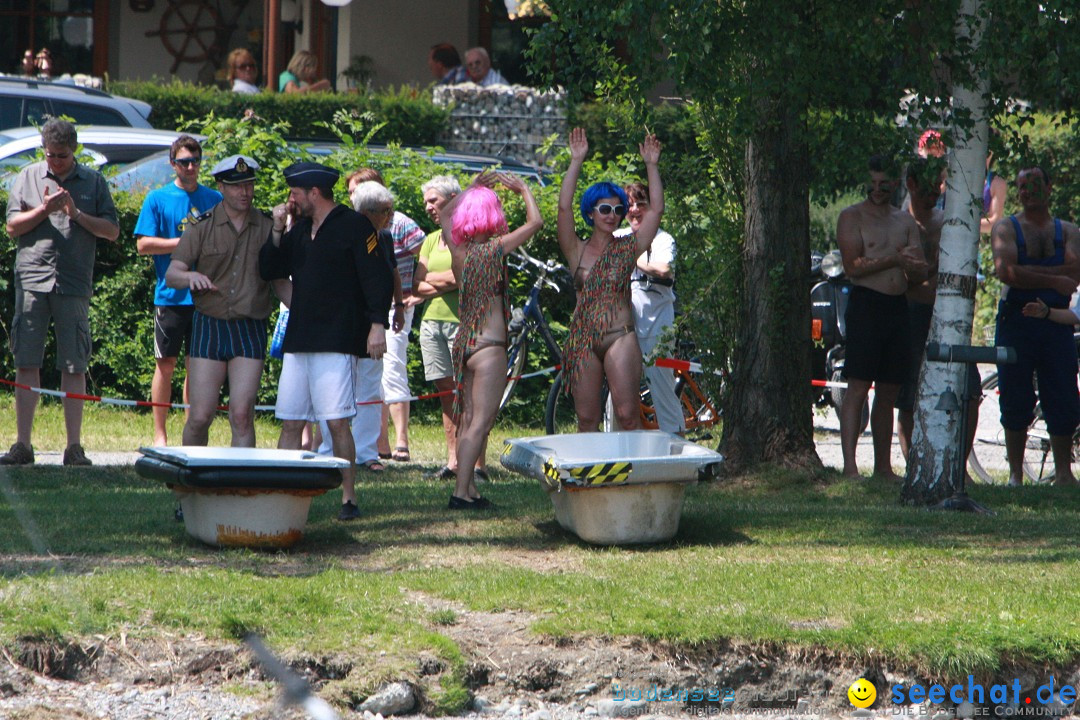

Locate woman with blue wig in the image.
[557,127,664,431]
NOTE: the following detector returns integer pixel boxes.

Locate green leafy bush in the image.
[107,79,449,145]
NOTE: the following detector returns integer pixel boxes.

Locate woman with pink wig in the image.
[440,172,543,510]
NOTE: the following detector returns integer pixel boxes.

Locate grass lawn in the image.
[1,400,1080,707]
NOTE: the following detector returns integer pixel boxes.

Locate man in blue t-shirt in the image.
[134,135,222,445]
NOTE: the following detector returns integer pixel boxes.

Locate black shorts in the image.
[844,286,911,385]
[154,305,195,360]
[895,300,981,411]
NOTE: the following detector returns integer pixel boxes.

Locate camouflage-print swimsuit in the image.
[452,238,509,414]
[562,234,638,395]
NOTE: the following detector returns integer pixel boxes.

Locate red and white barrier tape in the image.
[0,363,566,413]
[1,360,755,411]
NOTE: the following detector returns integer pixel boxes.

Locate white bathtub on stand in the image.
[501,431,723,545]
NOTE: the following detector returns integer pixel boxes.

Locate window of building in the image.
[481,0,550,86]
[0,0,102,78]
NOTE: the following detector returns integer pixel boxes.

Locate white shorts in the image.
[276,352,357,421]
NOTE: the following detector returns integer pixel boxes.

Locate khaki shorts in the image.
[11,288,92,373]
[419,320,459,381]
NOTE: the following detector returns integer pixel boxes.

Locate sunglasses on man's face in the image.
[237,63,256,70]
[594,203,627,217]
[173,158,201,167]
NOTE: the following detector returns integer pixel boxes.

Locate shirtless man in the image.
[894,158,982,467]
[991,167,1080,486]
[896,159,945,457]
[837,155,928,480]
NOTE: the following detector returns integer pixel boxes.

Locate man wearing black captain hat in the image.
[260,161,393,521]
[166,154,281,447]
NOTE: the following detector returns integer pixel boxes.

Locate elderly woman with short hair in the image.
[408,175,490,481]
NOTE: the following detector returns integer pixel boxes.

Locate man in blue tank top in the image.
[134,135,222,446]
[991,166,1080,486]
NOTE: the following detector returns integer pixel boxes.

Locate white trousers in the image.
[634,290,685,434]
[382,305,415,403]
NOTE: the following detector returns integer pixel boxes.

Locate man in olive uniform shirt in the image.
[165,155,278,447]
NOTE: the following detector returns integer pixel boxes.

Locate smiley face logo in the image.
[847,678,876,708]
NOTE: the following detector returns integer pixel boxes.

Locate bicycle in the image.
[544,341,721,439]
[499,249,569,411]
[968,369,1080,484]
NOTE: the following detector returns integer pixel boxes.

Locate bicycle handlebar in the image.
[510,248,566,275]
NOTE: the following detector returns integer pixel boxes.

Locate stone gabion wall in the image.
[433,84,567,167]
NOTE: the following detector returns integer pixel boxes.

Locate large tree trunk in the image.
[902,0,988,505]
[720,96,822,473]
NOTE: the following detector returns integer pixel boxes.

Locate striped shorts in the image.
[190,311,267,361]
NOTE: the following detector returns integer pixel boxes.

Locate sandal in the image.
[361,459,386,472]
[392,446,411,462]
[378,452,392,460]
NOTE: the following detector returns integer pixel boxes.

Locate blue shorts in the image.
[190,311,267,362]
[996,300,1079,436]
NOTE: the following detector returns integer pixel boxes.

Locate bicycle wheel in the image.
[500,334,530,411]
[602,378,653,432]
[1022,403,1055,484]
[678,375,719,435]
[968,373,1008,484]
[545,371,575,434]
[545,371,607,434]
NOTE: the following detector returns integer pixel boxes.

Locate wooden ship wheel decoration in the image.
[146,0,250,74]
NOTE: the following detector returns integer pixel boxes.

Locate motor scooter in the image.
[810,249,868,432]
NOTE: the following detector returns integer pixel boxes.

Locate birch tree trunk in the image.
[901,0,988,505]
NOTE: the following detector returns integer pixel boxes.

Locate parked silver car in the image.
[0,126,203,188]
[0,76,152,130]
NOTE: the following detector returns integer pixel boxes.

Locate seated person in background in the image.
[463,47,507,86]
[280,50,332,94]
[228,48,260,94]
[429,43,467,85]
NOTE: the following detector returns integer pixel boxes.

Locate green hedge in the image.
[108,80,449,145]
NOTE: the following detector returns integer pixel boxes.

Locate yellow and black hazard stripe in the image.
[566,461,632,486]
[543,458,562,485]
[502,442,512,457]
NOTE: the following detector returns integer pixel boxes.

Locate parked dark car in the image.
[0,76,153,130]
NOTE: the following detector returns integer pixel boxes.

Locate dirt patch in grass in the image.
[6,591,1075,719]
[3,592,1080,718]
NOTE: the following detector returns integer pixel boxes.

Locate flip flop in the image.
[378,452,392,460]
[392,446,411,462]
[361,459,386,472]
